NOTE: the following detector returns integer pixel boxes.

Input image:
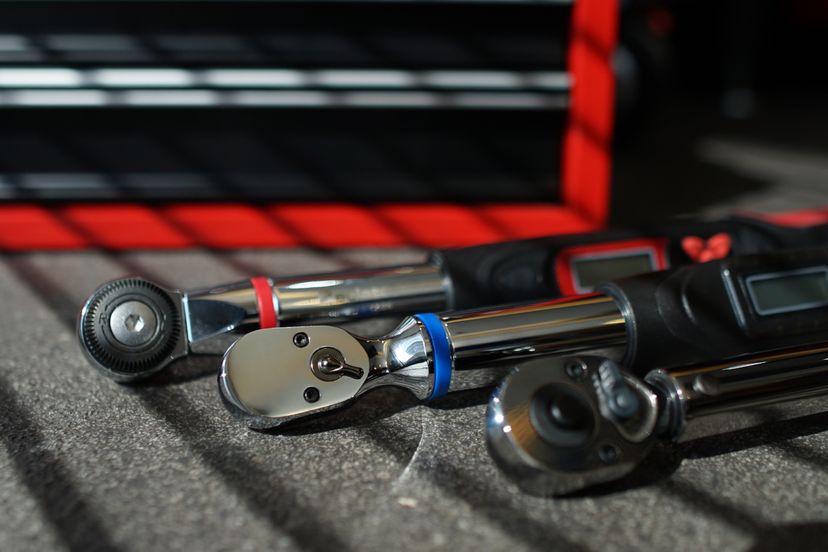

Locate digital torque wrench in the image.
[487,346,828,496]
[80,215,828,381]
[219,246,828,428]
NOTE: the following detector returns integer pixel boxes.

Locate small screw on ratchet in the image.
[487,345,828,496]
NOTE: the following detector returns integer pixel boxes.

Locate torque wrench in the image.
[487,346,828,496]
[79,214,828,381]
[219,246,828,428]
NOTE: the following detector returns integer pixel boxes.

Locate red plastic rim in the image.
[250,276,278,329]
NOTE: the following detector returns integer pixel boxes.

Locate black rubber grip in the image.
[431,229,632,308]
[430,216,828,309]
[597,247,828,373]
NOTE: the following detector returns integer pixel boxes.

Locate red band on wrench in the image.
[250,277,278,328]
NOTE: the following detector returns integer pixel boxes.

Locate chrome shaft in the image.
[186,280,261,354]
[185,263,449,354]
[349,295,626,400]
[648,343,828,439]
[441,294,627,391]
[271,263,449,325]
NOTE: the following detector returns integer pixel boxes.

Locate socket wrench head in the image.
[486,356,659,496]
[78,278,187,382]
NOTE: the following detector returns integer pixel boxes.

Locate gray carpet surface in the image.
[1,245,827,552]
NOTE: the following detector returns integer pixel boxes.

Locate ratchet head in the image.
[219,326,372,429]
[486,356,660,496]
[219,316,434,429]
[78,278,187,382]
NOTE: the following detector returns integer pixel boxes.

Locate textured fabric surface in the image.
[1,246,827,552]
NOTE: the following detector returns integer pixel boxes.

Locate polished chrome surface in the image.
[218,317,435,427]
[443,295,627,391]
[218,295,631,427]
[361,316,434,400]
[219,293,627,426]
[83,261,450,381]
[145,263,448,356]
[184,280,260,355]
[219,326,371,429]
[647,343,828,439]
[272,264,449,325]
[490,344,828,494]
[486,356,658,496]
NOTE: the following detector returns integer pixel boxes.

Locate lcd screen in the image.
[746,268,828,315]
[571,252,655,291]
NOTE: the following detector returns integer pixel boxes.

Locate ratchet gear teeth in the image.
[79,278,182,381]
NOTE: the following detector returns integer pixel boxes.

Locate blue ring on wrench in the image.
[415,313,451,400]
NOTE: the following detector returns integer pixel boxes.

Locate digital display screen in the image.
[746,268,828,316]
[572,252,656,291]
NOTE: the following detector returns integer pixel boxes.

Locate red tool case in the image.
[0,0,617,251]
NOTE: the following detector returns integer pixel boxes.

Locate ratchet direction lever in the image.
[487,346,828,495]
[219,246,828,428]
[79,214,828,381]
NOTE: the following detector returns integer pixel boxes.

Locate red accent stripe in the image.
[0,202,599,251]
[250,276,278,329]
[561,0,619,225]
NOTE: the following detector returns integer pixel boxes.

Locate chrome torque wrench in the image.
[487,346,828,496]
[79,214,828,381]
[219,246,828,428]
